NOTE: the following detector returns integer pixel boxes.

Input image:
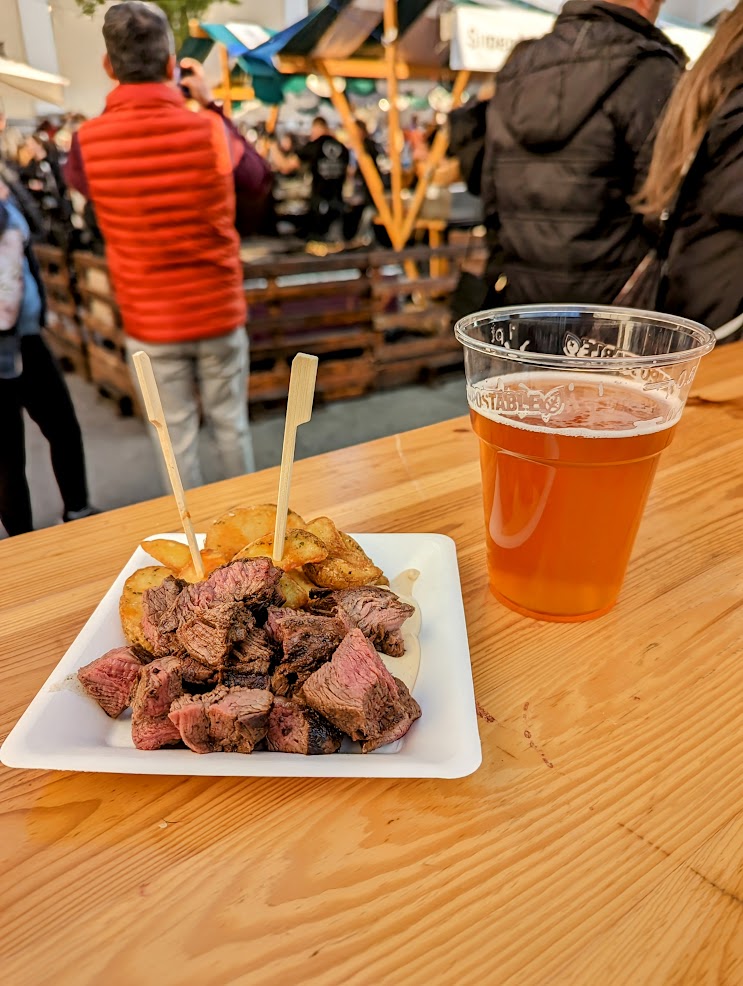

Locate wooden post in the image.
[188,19,208,39]
[317,62,397,243]
[398,70,471,247]
[266,104,280,135]
[383,0,403,247]
[219,43,232,119]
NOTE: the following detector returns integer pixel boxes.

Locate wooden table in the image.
[3,343,743,986]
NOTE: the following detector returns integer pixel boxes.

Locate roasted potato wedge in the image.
[178,549,227,584]
[305,515,346,556]
[139,538,192,574]
[119,565,171,650]
[232,529,328,571]
[277,569,317,609]
[304,556,383,590]
[305,532,383,589]
[204,504,305,559]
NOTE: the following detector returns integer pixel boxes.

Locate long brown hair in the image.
[634,3,743,218]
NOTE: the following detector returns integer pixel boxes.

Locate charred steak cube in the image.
[141,576,186,656]
[131,657,183,751]
[77,647,145,718]
[267,696,343,755]
[223,669,271,691]
[174,603,254,668]
[229,628,276,675]
[317,586,415,657]
[160,559,283,633]
[299,629,421,751]
[154,560,283,668]
[169,686,272,754]
[207,689,273,753]
[171,654,217,687]
[168,688,223,754]
[360,677,421,753]
[266,607,347,696]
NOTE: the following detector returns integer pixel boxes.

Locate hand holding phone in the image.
[178,59,211,107]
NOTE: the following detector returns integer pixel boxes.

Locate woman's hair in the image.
[634,3,743,218]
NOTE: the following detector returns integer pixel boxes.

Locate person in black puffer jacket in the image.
[481,1,685,307]
[634,3,743,338]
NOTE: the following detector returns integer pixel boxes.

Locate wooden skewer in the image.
[273,353,319,564]
[131,350,205,581]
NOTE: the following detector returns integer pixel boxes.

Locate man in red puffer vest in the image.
[65,1,271,489]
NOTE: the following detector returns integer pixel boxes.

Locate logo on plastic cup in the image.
[467,381,565,423]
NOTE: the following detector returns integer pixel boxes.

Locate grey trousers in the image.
[125,330,256,491]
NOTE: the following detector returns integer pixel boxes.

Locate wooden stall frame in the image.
[384,0,403,237]
[191,20,475,251]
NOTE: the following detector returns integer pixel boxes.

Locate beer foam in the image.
[467,371,684,439]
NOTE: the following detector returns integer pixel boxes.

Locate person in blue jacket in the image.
[0,181,97,536]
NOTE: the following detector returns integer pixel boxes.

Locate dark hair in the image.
[103,2,174,84]
[312,116,328,129]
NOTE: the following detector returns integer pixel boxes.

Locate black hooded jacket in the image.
[663,87,743,333]
[482,1,685,305]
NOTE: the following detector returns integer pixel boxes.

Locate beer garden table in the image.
[2,341,743,985]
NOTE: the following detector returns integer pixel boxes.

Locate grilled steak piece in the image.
[131,657,183,750]
[141,576,186,656]
[168,688,221,754]
[160,559,283,632]
[169,686,273,754]
[266,607,347,696]
[229,628,276,675]
[299,629,421,751]
[207,689,273,753]
[77,647,145,718]
[172,654,216,686]
[315,586,414,657]
[174,603,255,668]
[223,669,271,691]
[266,696,343,755]
[153,560,282,668]
[361,677,421,752]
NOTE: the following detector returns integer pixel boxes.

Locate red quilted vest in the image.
[78,84,246,343]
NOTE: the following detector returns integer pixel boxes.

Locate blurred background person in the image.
[344,119,384,243]
[268,132,301,177]
[18,131,72,248]
[0,181,96,536]
[65,1,271,490]
[274,116,349,244]
[481,0,686,306]
[634,2,743,339]
[303,117,349,242]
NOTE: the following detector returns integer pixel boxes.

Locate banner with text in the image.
[449,4,555,73]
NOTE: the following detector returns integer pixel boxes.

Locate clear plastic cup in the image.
[455,305,716,622]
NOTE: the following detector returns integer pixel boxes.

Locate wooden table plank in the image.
[2,344,743,985]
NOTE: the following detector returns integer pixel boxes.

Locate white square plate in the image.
[1,534,481,778]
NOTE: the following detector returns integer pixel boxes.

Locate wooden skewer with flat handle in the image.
[273,353,319,564]
[131,350,205,581]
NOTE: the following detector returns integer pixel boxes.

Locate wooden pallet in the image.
[33,244,90,378]
[374,329,463,389]
[73,253,138,415]
[244,250,377,405]
[66,240,483,413]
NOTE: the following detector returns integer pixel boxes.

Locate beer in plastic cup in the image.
[455,306,716,622]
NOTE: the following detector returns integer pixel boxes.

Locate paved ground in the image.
[8,371,467,536]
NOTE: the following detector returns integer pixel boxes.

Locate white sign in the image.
[449,4,553,72]
[448,2,712,73]
[225,23,272,53]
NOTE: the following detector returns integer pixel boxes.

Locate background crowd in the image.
[2,0,743,538]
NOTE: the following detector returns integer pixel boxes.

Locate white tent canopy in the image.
[449,1,713,72]
[0,57,69,107]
